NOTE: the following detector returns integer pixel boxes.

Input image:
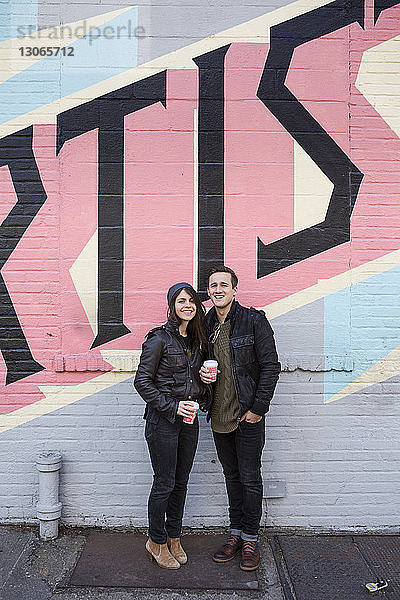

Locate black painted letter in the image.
[0,127,46,384]
[57,72,167,348]
[194,45,230,297]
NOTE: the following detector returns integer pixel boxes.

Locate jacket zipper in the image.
[175,333,195,400]
[228,340,243,415]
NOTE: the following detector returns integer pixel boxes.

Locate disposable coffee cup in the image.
[183,401,199,424]
[203,359,218,382]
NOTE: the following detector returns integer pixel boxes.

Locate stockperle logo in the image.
[0,0,400,432]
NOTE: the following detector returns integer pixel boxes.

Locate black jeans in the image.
[213,417,265,538]
[145,414,199,544]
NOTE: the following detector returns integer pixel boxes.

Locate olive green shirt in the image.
[210,320,241,433]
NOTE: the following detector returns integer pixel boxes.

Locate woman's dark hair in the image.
[168,287,207,347]
[208,264,238,288]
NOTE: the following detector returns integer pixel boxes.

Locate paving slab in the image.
[354,536,400,599]
[271,534,400,600]
[0,527,34,588]
[66,532,258,590]
[0,527,51,600]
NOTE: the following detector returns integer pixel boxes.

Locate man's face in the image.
[207,272,237,309]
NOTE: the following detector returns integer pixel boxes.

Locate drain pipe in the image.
[36,452,62,540]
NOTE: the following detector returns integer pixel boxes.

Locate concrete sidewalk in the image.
[0,526,285,600]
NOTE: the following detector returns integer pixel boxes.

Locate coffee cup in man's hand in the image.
[202,360,218,383]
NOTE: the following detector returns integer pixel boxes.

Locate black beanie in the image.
[167,282,196,305]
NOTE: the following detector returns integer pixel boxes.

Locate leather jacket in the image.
[134,319,209,423]
[205,300,280,417]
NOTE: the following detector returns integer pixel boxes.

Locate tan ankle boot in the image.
[146,538,180,569]
[168,537,188,565]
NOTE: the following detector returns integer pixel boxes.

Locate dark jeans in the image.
[213,417,265,538]
[145,414,199,544]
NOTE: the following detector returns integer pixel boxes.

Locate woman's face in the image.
[174,289,197,322]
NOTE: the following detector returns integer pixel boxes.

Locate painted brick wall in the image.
[0,0,400,530]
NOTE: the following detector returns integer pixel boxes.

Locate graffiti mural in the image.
[1,0,400,432]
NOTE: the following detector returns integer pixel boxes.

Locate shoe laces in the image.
[225,534,241,548]
[242,540,258,555]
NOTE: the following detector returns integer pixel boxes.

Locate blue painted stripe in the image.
[0,7,138,125]
[324,264,400,402]
[0,0,38,42]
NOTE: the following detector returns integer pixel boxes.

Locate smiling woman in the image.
[174,290,196,321]
[134,282,210,570]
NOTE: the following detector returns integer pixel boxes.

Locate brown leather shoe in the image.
[212,534,242,563]
[240,540,260,571]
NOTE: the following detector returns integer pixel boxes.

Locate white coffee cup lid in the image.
[204,360,218,367]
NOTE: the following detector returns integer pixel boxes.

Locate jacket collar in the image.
[164,318,180,335]
[164,318,202,355]
[165,318,195,344]
[208,299,238,329]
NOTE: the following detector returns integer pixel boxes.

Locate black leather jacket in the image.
[134,319,208,423]
[205,300,280,417]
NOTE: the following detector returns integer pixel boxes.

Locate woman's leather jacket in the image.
[134,319,210,423]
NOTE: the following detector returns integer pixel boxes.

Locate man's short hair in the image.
[207,265,238,288]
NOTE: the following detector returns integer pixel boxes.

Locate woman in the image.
[134,282,209,569]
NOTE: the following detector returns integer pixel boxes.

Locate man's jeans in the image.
[145,415,199,544]
[213,417,265,538]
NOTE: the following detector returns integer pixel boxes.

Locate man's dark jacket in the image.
[134,319,208,424]
[205,300,280,417]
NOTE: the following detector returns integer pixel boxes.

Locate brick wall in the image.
[0,0,399,530]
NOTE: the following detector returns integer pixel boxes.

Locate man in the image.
[200,265,280,571]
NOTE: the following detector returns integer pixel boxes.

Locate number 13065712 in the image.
[18,46,74,57]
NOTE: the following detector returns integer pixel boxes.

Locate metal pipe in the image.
[36,452,62,540]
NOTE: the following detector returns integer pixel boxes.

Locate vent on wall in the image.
[264,480,286,499]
